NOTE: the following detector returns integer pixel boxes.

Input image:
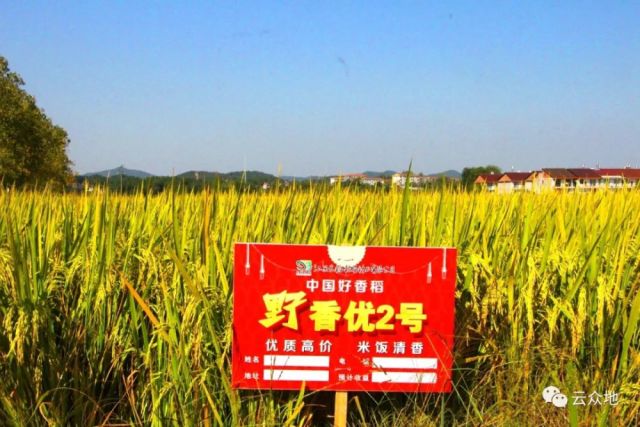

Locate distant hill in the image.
[81,167,459,181]
[223,170,278,181]
[83,168,279,181]
[428,169,461,179]
[84,166,153,178]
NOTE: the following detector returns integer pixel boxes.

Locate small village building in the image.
[567,168,602,190]
[329,173,368,185]
[391,172,425,187]
[474,173,501,192]
[598,168,640,188]
[361,176,386,186]
[415,174,436,186]
[496,172,531,193]
[619,168,640,187]
[598,168,625,188]
[542,168,577,189]
[524,171,555,193]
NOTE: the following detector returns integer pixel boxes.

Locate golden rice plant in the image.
[0,184,638,426]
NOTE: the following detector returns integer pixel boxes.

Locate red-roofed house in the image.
[621,169,640,185]
[542,168,578,189]
[525,171,556,193]
[598,168,640,188]
[567,168,602,190]
[497,172,531,193]
[474,173,501,192]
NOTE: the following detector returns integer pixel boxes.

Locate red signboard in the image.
[232,243,456,392]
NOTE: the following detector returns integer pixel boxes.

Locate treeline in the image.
[72,174,461,193]
[74,175,287,193]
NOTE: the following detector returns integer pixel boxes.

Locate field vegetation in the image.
[1,184,639,426]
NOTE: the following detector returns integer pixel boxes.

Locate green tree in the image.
[461,165,502,189]
[0,56,71,187]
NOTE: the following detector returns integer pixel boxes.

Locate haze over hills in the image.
[82,167,462,180]
[83,167,279,181]
[429,170,462,179]
[83,166,154,178]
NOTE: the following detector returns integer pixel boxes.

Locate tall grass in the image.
[0,185,639,426]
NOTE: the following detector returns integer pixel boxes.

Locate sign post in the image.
[232,243,456,423]
[334,391,348,427]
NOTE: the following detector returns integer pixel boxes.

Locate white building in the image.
[391,172,432,187]
[329,173,368,185]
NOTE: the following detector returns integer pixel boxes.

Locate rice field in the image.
[0,185,639,426]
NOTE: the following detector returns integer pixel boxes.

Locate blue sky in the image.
[1,1,639,176]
